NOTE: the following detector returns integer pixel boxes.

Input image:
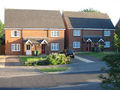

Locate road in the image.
[0,71,104,90]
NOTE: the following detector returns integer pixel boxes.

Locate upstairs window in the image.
[11,31,20,37]
[73,30,81,36]
[51,31,59,37]
[11,44,20,51]
[104,31,110,36]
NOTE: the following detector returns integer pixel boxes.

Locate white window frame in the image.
[104,41,110,48]
[11,30,20,37]
[73,30,81,36]
[51,31,59,37]
[104,31,110,36]
[51,43,59,51]
[11,44,20,51]
[73,41,80,48]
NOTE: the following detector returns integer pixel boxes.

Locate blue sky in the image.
[0,0,119,26]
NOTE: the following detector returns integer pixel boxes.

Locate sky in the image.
[0,0,119,26]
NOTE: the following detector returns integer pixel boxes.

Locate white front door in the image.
[26,45,31,55]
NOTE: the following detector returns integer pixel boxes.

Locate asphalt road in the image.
[0,72,104,90]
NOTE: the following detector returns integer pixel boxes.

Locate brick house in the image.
[63,11,115,52]
[5,9,65,55]
[116,19,120,28]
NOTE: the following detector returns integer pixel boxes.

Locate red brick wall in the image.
[5,29,23,55]
[5,29,65,55]
[67,29,114,52]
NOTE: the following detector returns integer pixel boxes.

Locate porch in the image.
[23,38,48,56]
[82,36,104,52]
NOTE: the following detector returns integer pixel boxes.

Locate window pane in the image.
[17,44,20,51]
[26,45,30,50]
[51,43,59,51]
[14,31,17,36]
[11,44,15,51]
[104,41,110,48]
[104,31,110,36]
[74,30,80,36]
[51,31,59,37]
[73,42,80,48]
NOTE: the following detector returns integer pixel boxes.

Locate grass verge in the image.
[37,67,69,72]
[76,52,116,59]
[20,56,47,64]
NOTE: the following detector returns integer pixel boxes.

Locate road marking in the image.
[75,55,94,63]
[0,73,43,78]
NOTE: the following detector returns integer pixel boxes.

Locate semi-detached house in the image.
[63,11,115,52]
[4,9,115,55]
[5,9,65,55]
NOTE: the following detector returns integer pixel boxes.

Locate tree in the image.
[81,8,101,13]
[0,20,4,38]
[114,28,120,52]
[99,54,120,90]
[0,20,4,46]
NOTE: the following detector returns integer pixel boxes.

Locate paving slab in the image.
[5,55,22,66]
[0,55,6,68]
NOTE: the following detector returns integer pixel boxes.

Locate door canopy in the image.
[83,36,104,43]
[23,38,48,45]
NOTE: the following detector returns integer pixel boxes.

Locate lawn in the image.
[37,67,69,72]
[20,56,47,64]
[76,52,116,59]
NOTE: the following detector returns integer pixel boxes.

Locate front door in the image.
[26,45,31,55]
[41,44,46,54]
[86,42,92,51]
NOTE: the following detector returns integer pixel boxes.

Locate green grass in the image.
[37,67,69,72]
[20,56,47,63]
[76,52,116,59]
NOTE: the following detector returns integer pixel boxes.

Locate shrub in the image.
[99,54,120,89]
[47,53,71,65]
[21,53,71,66]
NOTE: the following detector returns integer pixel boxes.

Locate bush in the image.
[99,54,120,89]
[47,53,71,65]
[22,53,71,66]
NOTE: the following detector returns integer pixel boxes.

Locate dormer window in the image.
[11,30,20,37]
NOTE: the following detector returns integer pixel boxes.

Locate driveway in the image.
[63,55,107,73]
[5,55,22,66]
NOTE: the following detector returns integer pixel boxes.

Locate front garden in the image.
[20,53,71,66]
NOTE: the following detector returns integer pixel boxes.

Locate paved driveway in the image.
[64,55,107,73]
[5,55,22,66]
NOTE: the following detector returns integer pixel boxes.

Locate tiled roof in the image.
[64,11,115,29]
[5,9,65,29]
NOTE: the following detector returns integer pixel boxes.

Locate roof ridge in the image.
[5,8,60,12]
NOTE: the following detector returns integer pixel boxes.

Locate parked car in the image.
[65,50,75,58]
